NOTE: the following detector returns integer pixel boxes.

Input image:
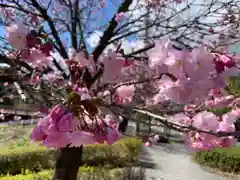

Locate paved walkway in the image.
[140,143,228,180]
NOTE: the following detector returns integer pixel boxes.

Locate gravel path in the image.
[140,143,228,180]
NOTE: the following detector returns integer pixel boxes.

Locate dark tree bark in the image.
[118,117,129,133]
[53,146,83,180]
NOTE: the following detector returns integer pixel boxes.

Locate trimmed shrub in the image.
[193,146,240,173]
[0,166,119,180]
[0,138,142,175]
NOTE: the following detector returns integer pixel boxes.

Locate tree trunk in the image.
[53,146,83,180]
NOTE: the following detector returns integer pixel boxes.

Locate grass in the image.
[0,167,122,180]
[210,146,240,156]
[193,146,240,174]
[0,125,142,177]
[0,125,34,148]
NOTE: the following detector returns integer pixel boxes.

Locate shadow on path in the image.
[138,145,157,169]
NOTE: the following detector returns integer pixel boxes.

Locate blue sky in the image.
[0,0,239,54]
[0,0,126,50]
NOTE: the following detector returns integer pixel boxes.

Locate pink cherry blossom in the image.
[192,111,219,131]
[218,55,235,68]
[144,141,152,147]
[57,113,75,132]
[172,113,192,125]
[205,95,234,108]
[74,52,96,73]
[5,24,28,50]
[148,39,173,69]
[185,48,215,81]
[43,133,71,148]
[116,85,134,104]
[115,12,125,23]
[69,131,96,147]
[73,86,91,100]
[31,124,46,141]
[21,48,52,67]
[231,108,240,117]
[102,50,124,82]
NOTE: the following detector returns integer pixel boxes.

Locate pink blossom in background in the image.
[73,86,91,101]
[104,114,119,128]
[116,85,134,104]
[21,48,52,67]
[115,12,125,23]
[171,113,192,125]
[185,48,215,81]
[184,104,197,112]
[29,15,38,24]
[74,52,96,73]
[174,0,184,3]
[216,55,235,68]
[45,72,60,83]
[121,58,134,67]
[102,50,124,82]
[6,24,28,50]
[183,110,238,151]
[31,75,41,84]
[144,141,152,147]
[231,108,240,117]
[192,111,219,131]
[148,39,173,70]
[41,42,53,56]
[205,95,235,108]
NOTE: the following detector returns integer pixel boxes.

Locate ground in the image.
[140,143,228,180]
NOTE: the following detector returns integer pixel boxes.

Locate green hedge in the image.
[0,138,142,175]
[193,146,240,173]
[0,166,121,180]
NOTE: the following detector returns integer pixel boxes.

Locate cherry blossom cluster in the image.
[145,39,240,150]
[31,104,120,148]
[148,39,239,104]
[171,110,239,151]
[4,22,240,150]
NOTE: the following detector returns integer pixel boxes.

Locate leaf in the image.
[228,76,240,96]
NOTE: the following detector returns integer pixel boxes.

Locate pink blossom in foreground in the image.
[31,104,120,148]
[69,131,96,147]
[5,24,28,50]
[155,75,213,104]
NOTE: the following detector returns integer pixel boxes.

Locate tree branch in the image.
[30,0,69,59]
[92,0,133,62]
